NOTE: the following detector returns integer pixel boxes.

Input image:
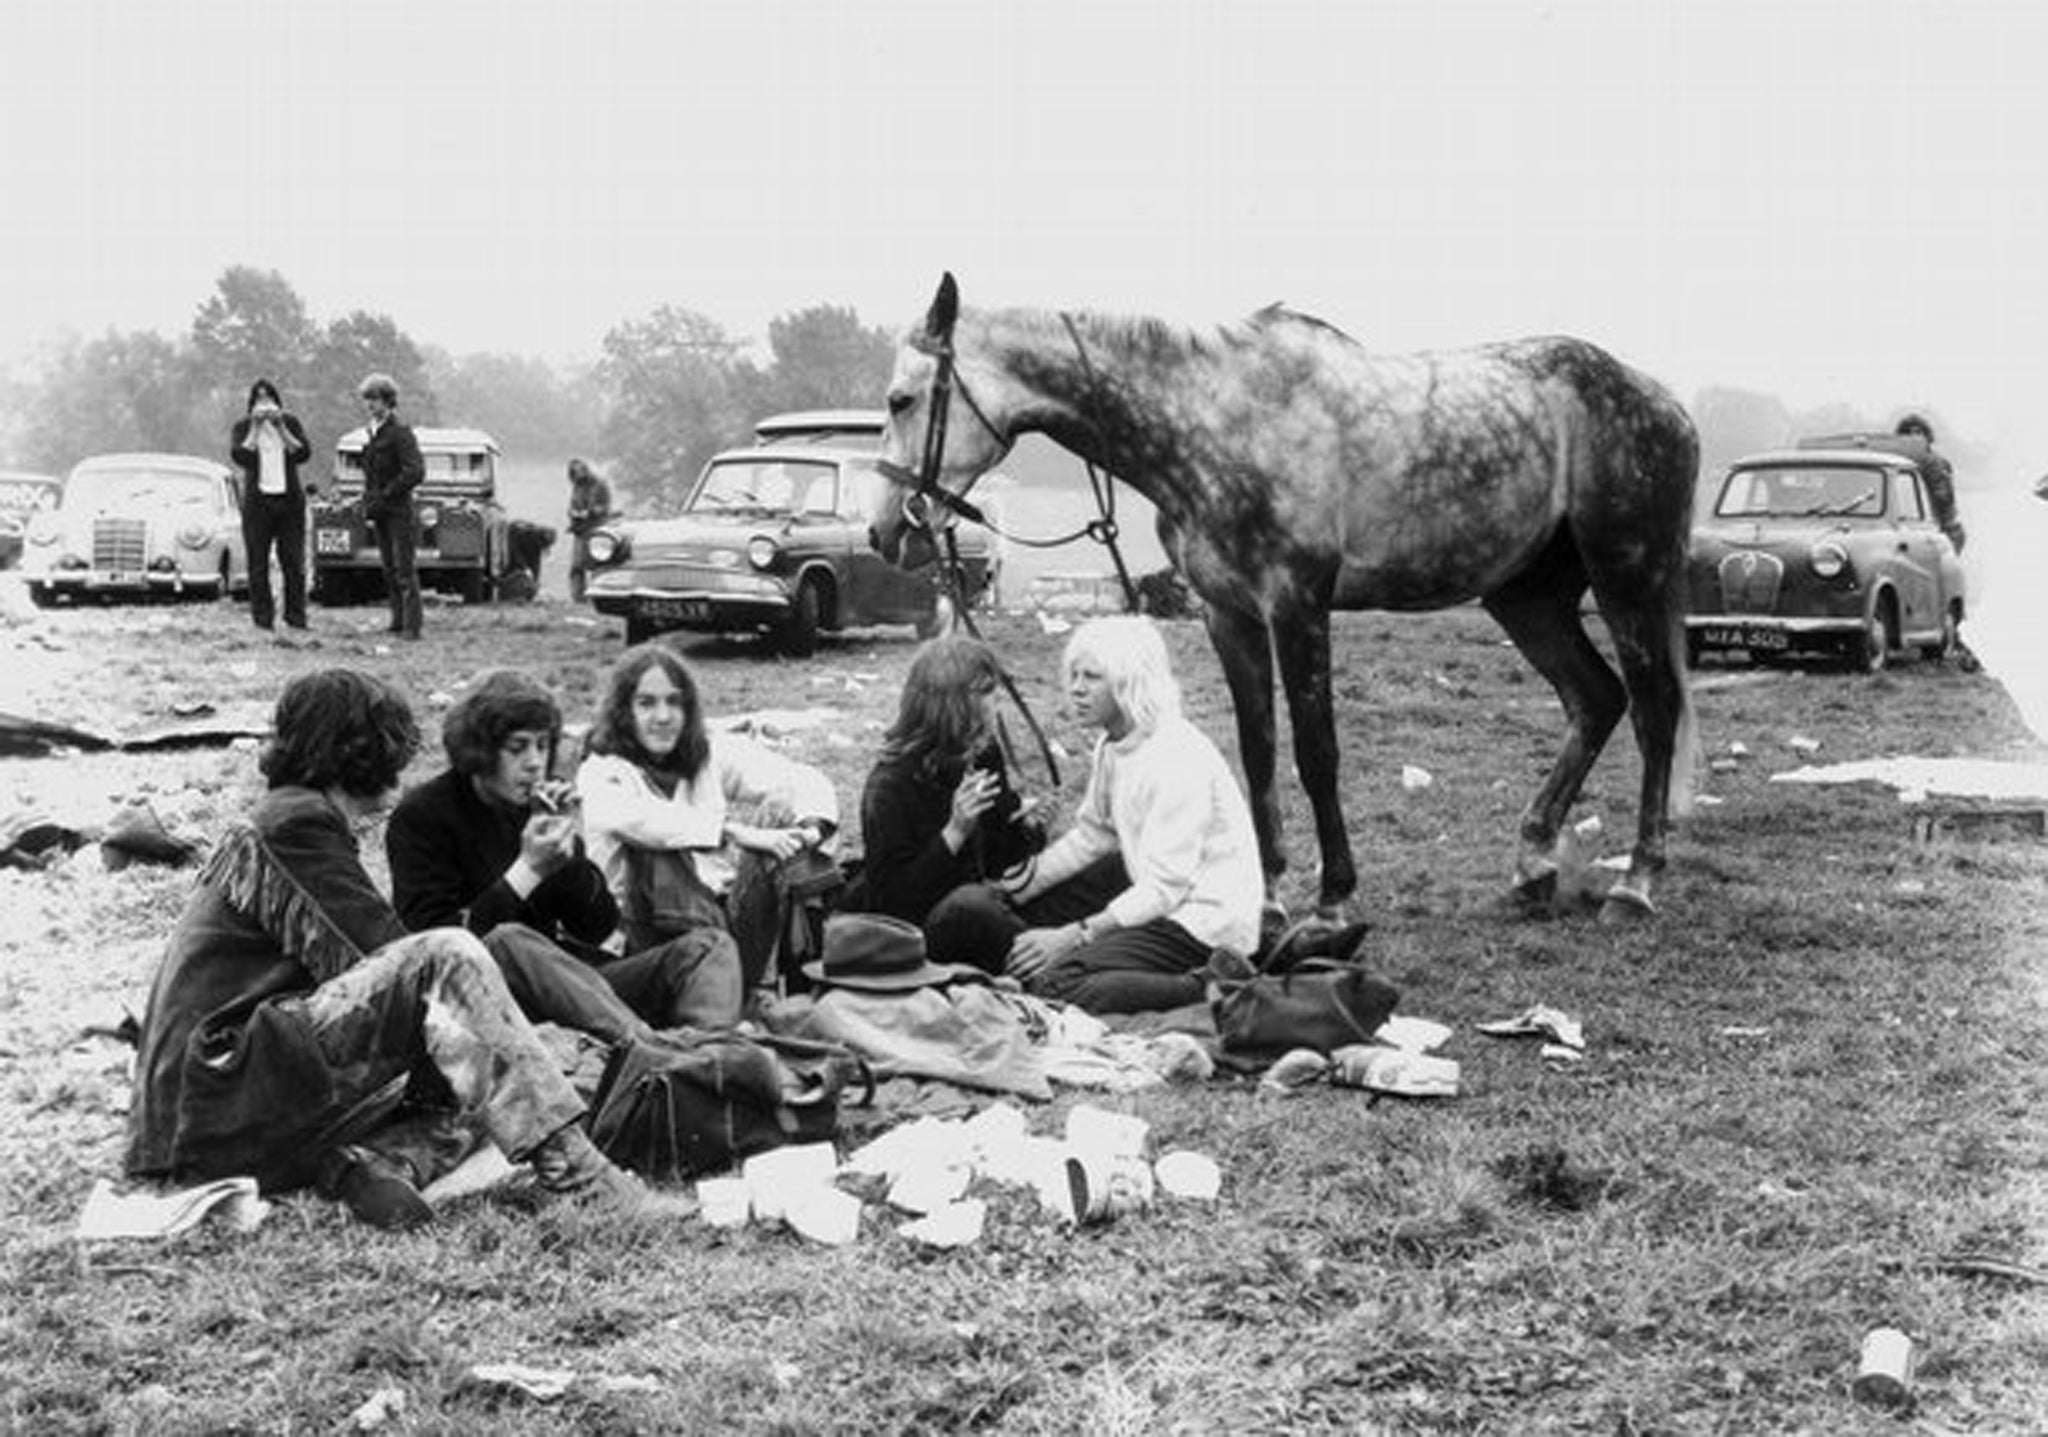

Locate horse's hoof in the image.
[1597,886,1657,924]
[1510,866,1558,912]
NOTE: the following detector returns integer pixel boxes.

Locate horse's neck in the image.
[980,308,1205,508]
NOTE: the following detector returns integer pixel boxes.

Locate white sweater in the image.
[576,734,839,904]
[1026,715,1263,955]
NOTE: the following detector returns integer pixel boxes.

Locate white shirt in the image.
[254,423,287,495]
[576,734,839,903]
[1026,715,1264,954]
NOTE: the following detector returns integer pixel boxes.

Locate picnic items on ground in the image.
[801,911,983,993]
[1210,955,1401,1063]
[1476,1004,1587,1065]
[76,1175,270,1241]
[586,1029,869,1184]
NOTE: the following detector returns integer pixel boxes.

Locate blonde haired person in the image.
[934,615,1263,1012]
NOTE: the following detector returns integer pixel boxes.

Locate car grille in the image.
[1717,551,1785,613]
[94,518,148,571]
[638,564,768,594]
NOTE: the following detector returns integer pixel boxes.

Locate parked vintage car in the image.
[582,414,997,653]
[1686,442,1966,671]
[20,453,248,606]
[311,427,511,604]
[0,470,62,570]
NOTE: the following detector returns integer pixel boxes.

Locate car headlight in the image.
[419,504,440,528]
[588,531,623,564]
[28,527,57,546]
[1809,540,1848,579]
[178,523,211,549]
[747,535,779,570]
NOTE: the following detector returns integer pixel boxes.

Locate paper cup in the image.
[1062,1149,1156,1224]
[1153,1150,1222,1201]
[784,1186,862,1246]
[743,1142,840,1223]
[1064,1104,1150,1159]
[696,1176,751,1228]
[1851,1327,1914,1408]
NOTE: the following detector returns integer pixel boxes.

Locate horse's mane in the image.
[1250,301,1355,345]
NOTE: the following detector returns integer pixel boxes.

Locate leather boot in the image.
[526,1125,694,1218]
[317,1145,433,1231]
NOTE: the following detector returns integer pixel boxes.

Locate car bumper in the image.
[1686,615,1863,652]
[25,569,222,595]
[584,568,793,624]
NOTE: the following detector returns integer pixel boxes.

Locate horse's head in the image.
[871,272,1015,569]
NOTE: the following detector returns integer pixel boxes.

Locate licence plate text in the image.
[636,597,711,623]
[1704,623,1788,651]
[315,530,354,555]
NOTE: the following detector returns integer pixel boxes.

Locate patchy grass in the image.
[4,590,2047,1433]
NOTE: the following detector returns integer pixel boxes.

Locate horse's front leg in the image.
[1203,599,1286,899]
[1270,598,1355,915]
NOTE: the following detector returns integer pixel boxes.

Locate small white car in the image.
[22,453,248,606]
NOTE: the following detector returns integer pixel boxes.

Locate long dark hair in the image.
[441,670,561,777]
[880,635,1004,783]
[260,669,420,797]
[586,643,711,781]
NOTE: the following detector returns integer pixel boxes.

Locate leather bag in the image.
[586,1028,870,1183]
[1212,958,1401,1063]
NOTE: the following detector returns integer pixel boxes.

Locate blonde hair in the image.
[1063,615,1180,737]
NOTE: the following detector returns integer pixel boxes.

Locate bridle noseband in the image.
[876,332,1007,531]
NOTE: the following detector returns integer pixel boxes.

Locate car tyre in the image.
[780,578,822,657]
[1855,603,1892,674]
[28,582,55,609]
[1921,602,1962,664]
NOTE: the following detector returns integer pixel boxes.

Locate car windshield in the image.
[1716,466,1886,520]
[64,469,217,510]
[690,458,836,515]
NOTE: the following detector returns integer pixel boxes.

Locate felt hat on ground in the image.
[802,913,980,993]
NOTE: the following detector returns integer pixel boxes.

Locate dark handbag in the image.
[772,848,847,994]
[586,1028,871,1183]
[1212,957,1401,1062]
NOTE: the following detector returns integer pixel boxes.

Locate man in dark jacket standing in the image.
[357,372,425,639]
[565,458,613,602]
[228,378,313,633]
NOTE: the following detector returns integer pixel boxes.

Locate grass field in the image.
[2,590,2045,1434]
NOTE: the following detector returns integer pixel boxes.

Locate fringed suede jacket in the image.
[125,787,408,1190]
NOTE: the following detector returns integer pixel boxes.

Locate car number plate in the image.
[91,572,142,588]
[636,596,710,623]
[316,529,354,555]
[1704,623,1787,650]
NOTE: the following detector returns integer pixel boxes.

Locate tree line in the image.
[0,266,897,513]
[0,265,1974,514]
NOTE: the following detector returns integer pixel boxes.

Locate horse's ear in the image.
[925,273,960,344]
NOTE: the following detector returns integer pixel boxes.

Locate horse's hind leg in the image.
[1482,548,1627,910]
[1204,599,1287,898]
[1586,573,1692,920]
[1271,596,1356,914]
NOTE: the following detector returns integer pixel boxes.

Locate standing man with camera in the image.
[228,379,313,634]
[357,373,425,640]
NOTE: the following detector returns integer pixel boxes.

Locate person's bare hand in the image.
[1006,923,1082,982]
[519,811,578,874]
[732,823,808,862]
[943,769,1001,850]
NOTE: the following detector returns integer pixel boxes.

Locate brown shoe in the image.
[527,1125,694,1218]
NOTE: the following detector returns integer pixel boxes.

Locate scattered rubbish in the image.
[1771,755,2048,804]
[420,1147,518,1205]
[898,1197,986,1248]
[1063,1149,1155,1224]
[1851,1327,1915,1409]
[742,1142,839,1223]
[1064,1104,1149,1159]
[169,699,216,718]
[1540,1044,1584,1066]
[1709,757,1741,774]
[464,1363,575,1402]
[1260,1048,1331,1092]
[1035,612,1072,636]
[1373,1015,1453,1054]
[696,1176,750,1228]
[886,1161,972,1216]
[1140,1031,1215,1082]
[1787,734,1821,754]
[1926,1252,2048,1286]
[1727,740,1750,757]
[1695,794,1725,807]
[1329,1045,1461,1098]
[784,1185,863,1245]
[0,817,92,870]
[1718,1025,1770,1039]
[1399,764,1434,792]
[76,1175,270,1241]
[1476,1005,1585,1052]
[348,1386,406,1432]
[1153,1150,1222,1201]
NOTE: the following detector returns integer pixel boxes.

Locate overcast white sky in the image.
[7,0,2048,474]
